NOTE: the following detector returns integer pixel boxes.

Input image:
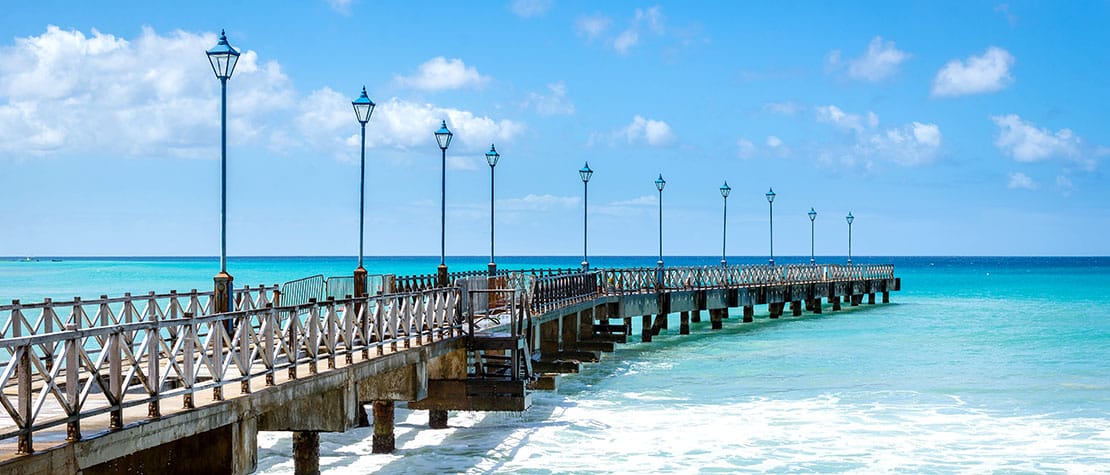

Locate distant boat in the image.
[51,259,63,262]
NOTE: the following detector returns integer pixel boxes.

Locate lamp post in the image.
[655,174,666,268]
[579,162,593,270]
[433,121,453,286]
[720,182,731,266]
[808,208,817,265]
[485,144,500,276]
[766,188,776,266]
[846,212,854,266]
[351,87,375,298]
[207,30,240,315]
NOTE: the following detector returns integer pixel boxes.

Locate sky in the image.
[0,1,1108,257]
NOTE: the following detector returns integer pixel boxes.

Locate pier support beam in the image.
[679,311,690,335]
[562,313,580,349]
[624,317,633,338]
[429,410,448,429]
[641,315,653,342]
[293,431,319,475]
[768,303,780,319]
[651,314,666,336]
[371,401,395,454]
[811,298,822,314]
[868,293,876,305]
[882,291,890,303]
[831,296,841,311]
[743,305,754,323]
[791,301,802,317]
[710,309,723,330]
[691,309,701,323]
[851,295,860,307]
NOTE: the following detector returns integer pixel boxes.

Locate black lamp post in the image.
[351,87,375,298]
[207,30,240,315]
[808,207,817,265]
[720,182,731,266]
[846,212,854,266]
[485,144,500,276]
[766,188,776,266]
[434,121,452,286]
[579,162,593,270]
[655,174,666,268]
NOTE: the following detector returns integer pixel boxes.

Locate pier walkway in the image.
[0,263,898,474]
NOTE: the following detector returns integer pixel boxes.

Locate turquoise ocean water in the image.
[2,256,1109,473]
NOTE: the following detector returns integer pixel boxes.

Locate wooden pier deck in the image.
[0,263,898,474]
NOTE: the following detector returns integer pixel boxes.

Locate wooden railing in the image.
[599,264,895,295]
[0,287,461,455]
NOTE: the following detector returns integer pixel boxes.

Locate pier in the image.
[0,263,898,474]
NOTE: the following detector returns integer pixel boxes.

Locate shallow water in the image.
[5,256,1109,472]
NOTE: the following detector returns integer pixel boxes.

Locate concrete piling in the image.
[293,431,319,475]
[429,410,448,429]
[882,291,890,303]
[641,315,653,342]
[791,301,802,317]
[743,305,754,323]
[691,309,701,323]
[812,298,822,314]
[372,401,395,454]
[832,296,842,311]
[710,309,723,330]
[868,293,876,305]
[679,311,690,335]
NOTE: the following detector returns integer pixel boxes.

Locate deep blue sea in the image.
[3,256,1109,473]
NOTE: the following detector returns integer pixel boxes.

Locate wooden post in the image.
[691,309,701,323]
[769,303,780,319]
[710,309,723,330]
[641,315,652,342]
[66,325,81,442]
[372,401,395,453]
[868,293,876,305]
[293,431,320,475]
[791,301,802,317]
[882,291,890,303]
[812,298,823,314]
[651,314,665,336]
[743,305,754,323]
[679,311,690,335]
[832,296,842,311]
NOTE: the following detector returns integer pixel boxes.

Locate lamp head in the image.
[720,181,731,198]
[809,207,817,221]
[579,162,593,183]
[766,188,776,203]
[846,212,854,225]
[485,144,500,167]
[206,29,240,80]
[655,173,666,192]
[352,86,375,125]
[434,120,453,150]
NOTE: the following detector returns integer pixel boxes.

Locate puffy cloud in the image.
[613,30,639,54]
[0,27,523,162]
[1007,172,1037,190]
[766,136,783,148]
[523,82,575,116]
[510,0,553,18]
[991,114,1083,166]
[815,104,941,167]
[932,47,1015,97]
[575,14,612,40]
[862,122,942,166]
[0,26,294,159]
[845,37,910,82]
[394,57,489,91]
[620,115,674,147]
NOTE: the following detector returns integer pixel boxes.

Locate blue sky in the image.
[1,1,1107,257]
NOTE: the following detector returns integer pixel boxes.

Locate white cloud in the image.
[737,138,756,159]
[762,101,803,116]
[816,105,870,132]
[766,136,783,148]
[447,155,478,171]
[0,27,524,162]
[635,6,666,34]
[510,0,553,18]
[932,47,1015,97]
[326,0,352,15]
[846,36,910,82]
[814,104,941,167]
[0,26,295,160]
[394,57,489,91]
[524,82,575,116]
[620,115,674,147]
[575,14,611,40]
[613,30,639,54]
[991,114,1081,163]
[1007,172,1037,190]
[862,121,942,166]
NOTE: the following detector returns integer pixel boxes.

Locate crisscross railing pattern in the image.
[0,287,460,455]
